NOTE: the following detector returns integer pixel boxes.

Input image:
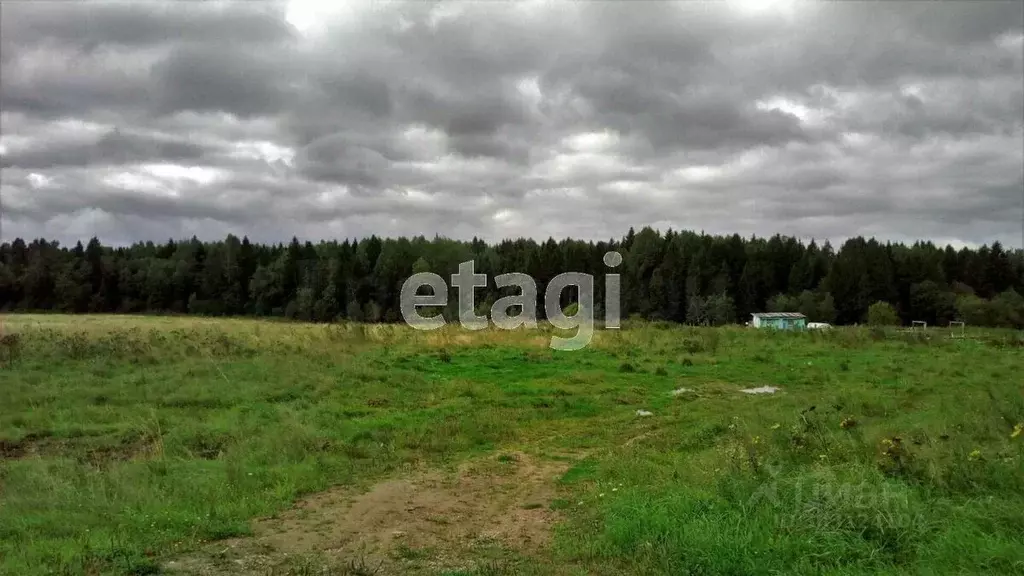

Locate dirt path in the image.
[164,451,573,575]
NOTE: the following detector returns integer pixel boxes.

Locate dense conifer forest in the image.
[1,228,1022,327]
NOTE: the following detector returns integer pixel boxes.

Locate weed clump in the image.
[681,338,702,354]
[877,437,915,480]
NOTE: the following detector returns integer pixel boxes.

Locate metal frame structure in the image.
[949,321,966,339]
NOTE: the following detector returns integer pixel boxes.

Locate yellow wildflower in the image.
[968,449,982,461]
[1011,423,1022,439]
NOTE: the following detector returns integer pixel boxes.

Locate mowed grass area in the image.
[1,314,1023,575]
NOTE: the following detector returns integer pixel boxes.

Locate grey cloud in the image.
[735,3,1023,94]
[2,130,208,169]
[424,89,527,137]
[652,99,809,151]
[0,1,293,50]
[851,1,1024,46]
[382,2,578,82]
[679,133,1023,239]
[0,44,156,118]
[4,167,271,224]
[1,1,1021,249]
[0,1,296,120]
[4,163,477,235]
[295,135,391,189]
[310,70,395,121]
[146,112,284,143]
[150,44,300,118]
[447,132,532,164]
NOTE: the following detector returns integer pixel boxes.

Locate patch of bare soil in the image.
[0,432,52,460]
[0,439,27,459]
[165,451,572,575]
[0,432,160,466]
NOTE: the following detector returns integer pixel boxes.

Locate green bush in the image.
[867,301,899,326]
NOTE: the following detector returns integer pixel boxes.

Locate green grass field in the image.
[1,314,1022,575]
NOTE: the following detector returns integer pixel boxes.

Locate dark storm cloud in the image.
[447,131,533,164]
[1,129,209,170]
[1,0,1021,248]
[0,1,293,49]
[150,44,300,118]
[295,136,391,188]
[724,1,1024,91]
[0,43,157,118]
[310,69,395,120]
[0,1,297,119]
[858,1,1023,46]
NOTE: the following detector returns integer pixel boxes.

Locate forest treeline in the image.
[1,227,1023,328]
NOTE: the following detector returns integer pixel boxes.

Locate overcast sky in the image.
[1,0,1022,248]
